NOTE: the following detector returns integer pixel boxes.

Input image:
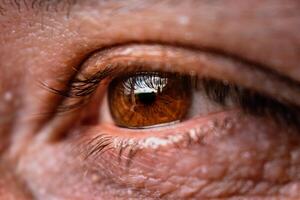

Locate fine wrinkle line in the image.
[76,43,300,107]
[0,0,77,15]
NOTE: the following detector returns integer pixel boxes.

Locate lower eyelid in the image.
[78,110,240,159]
[72,111,299,198]
[41,44,300,143]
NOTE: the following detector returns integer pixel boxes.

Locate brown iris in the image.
[108,72,192,128]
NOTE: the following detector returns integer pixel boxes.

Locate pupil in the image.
[136,92,157,105]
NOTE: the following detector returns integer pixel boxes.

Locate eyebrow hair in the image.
[0,0,77,15]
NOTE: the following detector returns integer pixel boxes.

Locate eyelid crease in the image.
[0,0,76,15]
[42,44,300,141]
[63,44,300,106]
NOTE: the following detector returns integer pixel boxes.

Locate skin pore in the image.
[0,0,300,199]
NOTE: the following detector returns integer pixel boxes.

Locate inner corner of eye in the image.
[102,71,231,129]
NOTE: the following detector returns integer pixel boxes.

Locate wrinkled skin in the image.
[0,1,300,199]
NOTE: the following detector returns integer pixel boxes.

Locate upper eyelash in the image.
[201,79,300,129]
[77,83,300,163]
[43,66,116,113]
[69,67,116,98]
[46,67,300,129]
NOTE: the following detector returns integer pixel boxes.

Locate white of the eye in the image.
[187,87,233,119]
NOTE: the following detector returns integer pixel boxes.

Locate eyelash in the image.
[79,112,238,166]
[46,66,116,113]
[47,65,300,130]
[41,59,300,166]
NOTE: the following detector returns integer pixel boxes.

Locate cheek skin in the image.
[0,2,299,200]
[0,162,32,200]
[17,114,300,199]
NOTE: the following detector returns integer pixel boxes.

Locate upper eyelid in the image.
[39,43,300,141]
[66,43,300,108]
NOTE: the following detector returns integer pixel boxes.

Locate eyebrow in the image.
[0,0,77,15]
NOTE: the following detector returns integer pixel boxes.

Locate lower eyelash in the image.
[77,114,239,166]
[79,133,138,167]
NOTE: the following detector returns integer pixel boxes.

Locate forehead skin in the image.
[0,0,300,199]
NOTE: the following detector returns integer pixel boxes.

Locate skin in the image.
[0,0,300,199]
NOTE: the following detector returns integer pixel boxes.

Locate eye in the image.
[37,43,300,198]
[108,72,192,128]
[45,44,300,148]
[44,45,299,139]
